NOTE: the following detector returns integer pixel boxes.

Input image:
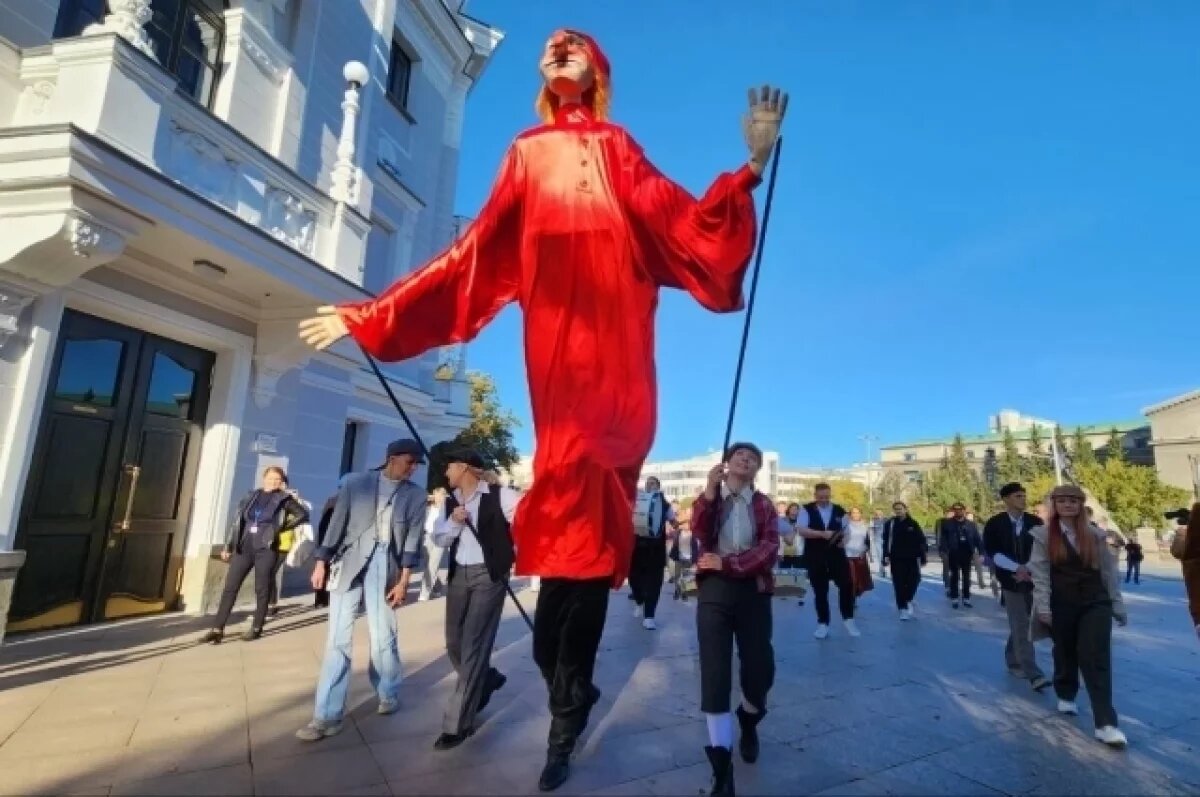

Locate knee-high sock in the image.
[705,712,734,748]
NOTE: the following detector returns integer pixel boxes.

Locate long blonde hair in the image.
[535,70,611,124]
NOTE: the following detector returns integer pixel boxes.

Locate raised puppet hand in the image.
[743,85,788,175]
[298,306,349,351]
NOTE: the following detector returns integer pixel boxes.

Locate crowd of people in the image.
[197,438,1200,796]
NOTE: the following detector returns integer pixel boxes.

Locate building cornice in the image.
[1144,389,1200,416]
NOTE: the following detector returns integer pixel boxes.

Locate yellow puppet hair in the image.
[535,70,611,124]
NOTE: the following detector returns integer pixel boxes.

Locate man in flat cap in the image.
[297,438,429,742]
[430,447,522,750]
[984,482,1049,691]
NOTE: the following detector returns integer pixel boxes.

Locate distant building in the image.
[1144,389,1200,496]
[880,411,1152,484]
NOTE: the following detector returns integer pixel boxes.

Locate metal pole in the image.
[721,137,784,454]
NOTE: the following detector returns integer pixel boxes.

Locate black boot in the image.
[735,705,766,763]
[705,745,735,796]
[539,714,579,792]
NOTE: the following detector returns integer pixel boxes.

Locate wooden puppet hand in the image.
[742,85,788,175]
[298,306,349,350]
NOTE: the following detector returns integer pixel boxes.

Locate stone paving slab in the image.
[1,567,1198,796]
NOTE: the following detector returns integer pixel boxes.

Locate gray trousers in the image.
[420,536,446,598]
[1003,589,1043,680]
[443,563,506,734]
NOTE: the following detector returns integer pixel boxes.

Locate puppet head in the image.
[536,29,611,123]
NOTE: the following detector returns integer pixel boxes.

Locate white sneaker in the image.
[642,618,657,630]
[814,624,830,640]
[1058,700,1079,715]
[418,592,432,602]
[844,619,862,638]
[633,605,644,619]
[899,609,911,621]
[1095,726,1127,747]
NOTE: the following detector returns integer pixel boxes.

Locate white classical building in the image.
[0,0,501,639]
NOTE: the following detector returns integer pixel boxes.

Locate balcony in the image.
[2,30,368,290]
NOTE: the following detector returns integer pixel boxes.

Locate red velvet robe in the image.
[339,104,759,587]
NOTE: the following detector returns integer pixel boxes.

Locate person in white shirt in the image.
[630,476,678,630]
[419,489,447,601]
[430,447,522,751]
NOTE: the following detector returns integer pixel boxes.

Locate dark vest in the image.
[804,502,846,559]
[1051,539,1110,607]
[638,493,670,547]
[444,487,515,584]
[804,502,845,532]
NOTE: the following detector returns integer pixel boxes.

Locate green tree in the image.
[873,471,908,507]
[998,428,1024,483]
[830,479,868,512]
[1105,427,1126,463]
[1070,426,1097,467]
[426,372,521,492]
[1026,425,1052,477]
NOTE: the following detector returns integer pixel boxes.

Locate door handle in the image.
[114,464,141,533]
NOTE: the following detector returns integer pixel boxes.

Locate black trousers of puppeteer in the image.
[533,577,610,754]
[629,537,667,618]
[890,557,922,609]
[697,575,774,714]
[808,549,854,623]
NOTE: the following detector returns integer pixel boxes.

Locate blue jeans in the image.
[313,542,403,723]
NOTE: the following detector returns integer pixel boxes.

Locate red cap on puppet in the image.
[563,28,610,79]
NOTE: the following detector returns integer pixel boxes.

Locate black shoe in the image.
[705,745,735,796]
[267,605,280,618]
[538,752,571,792]
[433,730,473,751]
[241,627,263,642]
[199,629,223,645]
[735,705,765,763]
[478,668,507,713]
[963,600,973,608]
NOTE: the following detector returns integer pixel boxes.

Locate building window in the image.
[146,0,227,108]
[363,217,396,294]
[904,470,921,483]
[56,1,227,107]
[54,0,107,37]
[966,450,976,459]
[341,421,362,476]
[903,452,917,462]
[387,38,414,111]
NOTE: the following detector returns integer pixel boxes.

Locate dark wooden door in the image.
[9,310,214,632]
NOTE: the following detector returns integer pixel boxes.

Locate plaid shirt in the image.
[692,487,780,593]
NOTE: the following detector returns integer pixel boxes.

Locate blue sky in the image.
[451,0,1199,466]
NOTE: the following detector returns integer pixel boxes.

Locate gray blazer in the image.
[315,470,427,592]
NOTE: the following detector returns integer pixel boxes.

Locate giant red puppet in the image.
[300,29,785,792]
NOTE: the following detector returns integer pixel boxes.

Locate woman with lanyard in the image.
[202,466,309,643]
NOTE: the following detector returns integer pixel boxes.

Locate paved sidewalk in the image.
[1,568,1197,796]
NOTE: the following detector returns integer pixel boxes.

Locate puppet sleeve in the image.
[622,135,760,312]
[337,145,524,362]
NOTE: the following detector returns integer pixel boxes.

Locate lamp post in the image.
[859,434,879,504]
[331,61,369,205]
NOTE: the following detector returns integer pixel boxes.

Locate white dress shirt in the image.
[844,521,870,557]
[717,483,756,556]
[433,482,521,566]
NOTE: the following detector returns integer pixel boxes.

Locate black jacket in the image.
[939,518,982,557]
[883,516,927,561]
[225,489,308,554]
[982,511,1040,593]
